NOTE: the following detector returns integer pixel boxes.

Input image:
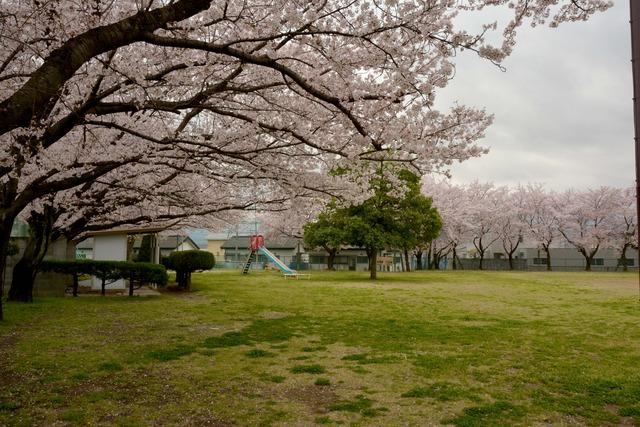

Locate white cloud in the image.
[436,1,633,190]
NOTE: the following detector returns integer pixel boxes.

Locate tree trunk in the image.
[415,251,423,270]
[404,249,411,272]
[580,249,592,271]
[9,258,37,302]
[72,273,79,297]
[433,252,441,270]
[127,236,136,261]
[129,273,135,297]
[368,249,377,280]
[478,251,484,270]
[545,247,552,271]
[327,249,336,271]
[452,246,457,270]
[101,276,106,296]
[9,207,56,302]
[620,244,630,272]
[0,219,13,321]
[508,253,514,270]
[426,243,432,270]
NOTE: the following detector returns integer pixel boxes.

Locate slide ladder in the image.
[241,250,256,274]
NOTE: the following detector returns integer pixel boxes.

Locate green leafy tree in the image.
[136,235,153,262]
[305,166,442,279]
[393,170,442,271]
[341,168,401,280]
[303,203,346,270]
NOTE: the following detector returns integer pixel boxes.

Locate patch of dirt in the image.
[173,412,236,427]
[280,384,338,413]
[459,320,497,327]
[604,404,619,414]
[0,330,30,389]
[620,416,636,426]
[185,323,225,332]
[259,311,290,320]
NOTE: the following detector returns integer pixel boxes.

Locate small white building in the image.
[82,227,165,291]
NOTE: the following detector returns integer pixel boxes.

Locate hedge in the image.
[162,250,214,290]
[41,259,167,296]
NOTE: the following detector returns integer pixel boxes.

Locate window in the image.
[310,255,326,264]
[333,256,349,265]
[619,258,635,266]
[356,256,369,264]
[533,258,547,265]
[592,258,604,266]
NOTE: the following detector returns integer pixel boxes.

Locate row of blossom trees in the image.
[0,0,611,321]
[427,181,637,271]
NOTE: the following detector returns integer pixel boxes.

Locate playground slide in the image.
[258,246,296,274]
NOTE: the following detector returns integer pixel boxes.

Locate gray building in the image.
[221,236,302,269]
[4,220,71,297]
[76,235,200,260]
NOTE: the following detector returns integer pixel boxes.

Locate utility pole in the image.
[630,0,640,299]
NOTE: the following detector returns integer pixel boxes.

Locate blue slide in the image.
[258,246,296,275]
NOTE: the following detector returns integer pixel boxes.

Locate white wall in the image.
[177,241,198,251]
[92,235,127,290]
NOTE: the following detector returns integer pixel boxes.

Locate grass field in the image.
[1,270,640,426]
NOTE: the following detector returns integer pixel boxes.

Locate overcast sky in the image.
[436,0,633,191]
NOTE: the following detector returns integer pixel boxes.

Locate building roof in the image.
[133,235,199,250]
[75,236,200,250]
[207,232,230,241]
[76,238,93,249]
[10,219,30,238]
[186,228,209,249]
[221,236,300,250]
[84,226,167,237]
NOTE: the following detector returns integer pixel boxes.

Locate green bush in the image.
[163,250,214,290]
[41,259,167,296]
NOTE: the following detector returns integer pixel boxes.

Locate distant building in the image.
[4,219,71,297]
[221,236,301,269]
[206,233,228,263]
[185,228,209,250]
[76,234,199,261]
[306,248,402,272]
[132,235,199,258]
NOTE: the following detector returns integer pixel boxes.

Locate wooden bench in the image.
[283,273,311,280]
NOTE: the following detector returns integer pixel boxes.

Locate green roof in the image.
[10,220,30,238]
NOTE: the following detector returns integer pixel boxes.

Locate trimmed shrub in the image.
[164,250,214,290]
[41,259,167,296]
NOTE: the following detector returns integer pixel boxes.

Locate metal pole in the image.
[630,0,640,300]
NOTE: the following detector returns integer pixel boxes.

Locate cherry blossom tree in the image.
[427,178,474,270]
[0,0,612,318]
[609,186,637,271]
[519,184,560,271]
[497,187,528,270]
[466,182,503,270]
[557,187,618,271]
[8,164,302,302]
